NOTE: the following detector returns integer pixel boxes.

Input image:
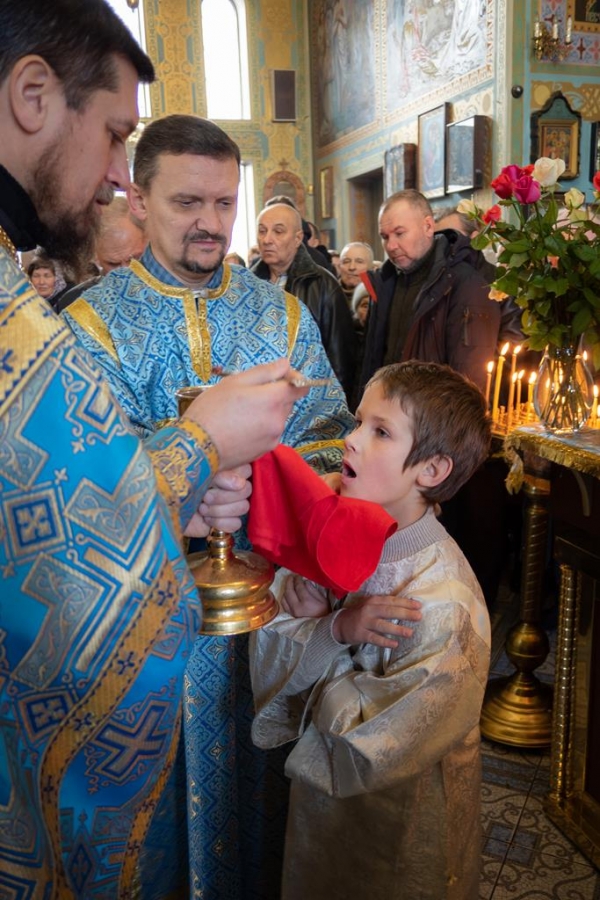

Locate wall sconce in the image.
[532,14,572,62]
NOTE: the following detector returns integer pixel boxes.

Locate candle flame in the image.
[487,361,494,373]
[500,342,510,356]
[594,385,599,398]
[511,372,518,382]
[529,372,537,384]
[513,345,522,355]
[517,369,525,379]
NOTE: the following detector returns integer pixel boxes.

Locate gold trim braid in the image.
[284,291,301,357]
[0,225,18,262]
[66,299,119,363]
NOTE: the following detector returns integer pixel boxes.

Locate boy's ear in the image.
[417,455,453,489]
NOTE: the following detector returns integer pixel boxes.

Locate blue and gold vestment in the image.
[0,246,220,899]
[61,250,355,898]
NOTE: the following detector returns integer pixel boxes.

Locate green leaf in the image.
[572,307,592,335]
[504,239,530,253]
[573,244,597,262]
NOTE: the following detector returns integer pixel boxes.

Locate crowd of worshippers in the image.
[16,133,531,615]
[2,2,521,892]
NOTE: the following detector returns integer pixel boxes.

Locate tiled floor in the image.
[480,592,600,899]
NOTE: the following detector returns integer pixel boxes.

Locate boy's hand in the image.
[281,575,330,618]
[332,595,422,648]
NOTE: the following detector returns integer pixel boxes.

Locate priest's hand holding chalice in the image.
[175,358,310,636]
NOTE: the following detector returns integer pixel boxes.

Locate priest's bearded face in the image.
[130,153,239,287]
[30,56,139,269]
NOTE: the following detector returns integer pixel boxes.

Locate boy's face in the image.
[341,382,429,528]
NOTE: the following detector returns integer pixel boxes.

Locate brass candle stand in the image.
[176,386,279,636]
[480,457,553,747]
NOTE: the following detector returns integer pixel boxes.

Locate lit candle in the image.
[516,370,525,423]
[566,15,572,43]
[592,385,599,426]
[510,344,522,382]
[492,342,510,424]
[527,372,537,422]
[507,372,518,430]
[485,361,494,408]
[552,16,558,39]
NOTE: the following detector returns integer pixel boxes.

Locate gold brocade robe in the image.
[251,510,491,899]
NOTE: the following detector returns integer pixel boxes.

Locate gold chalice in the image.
[176,385,278,636]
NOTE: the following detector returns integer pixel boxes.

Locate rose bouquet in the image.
[458,158,600,430]
[458,157,600,371]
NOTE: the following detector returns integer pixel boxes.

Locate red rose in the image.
[593,171,600,192]
[483,205,502,224]
[491,172,515,199]
[513,175,541,204]
[521,164,535,176]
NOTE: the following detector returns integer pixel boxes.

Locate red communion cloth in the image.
[248,444,397,599]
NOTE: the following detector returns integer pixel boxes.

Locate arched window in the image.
[105,0,151,118]
[201,0,251,120]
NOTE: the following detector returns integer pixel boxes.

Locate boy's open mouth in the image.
[342,461,356,478]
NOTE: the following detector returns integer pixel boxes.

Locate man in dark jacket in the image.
[252,201,357,401]
[359,189,500,399]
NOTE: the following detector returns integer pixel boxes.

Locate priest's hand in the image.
[181,358,309,470]
[280,574,330,618]
[332,595,422,648]
[184,465,252,537]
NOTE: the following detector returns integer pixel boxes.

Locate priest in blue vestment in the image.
[0,6,309,898]
[61,114,355,898]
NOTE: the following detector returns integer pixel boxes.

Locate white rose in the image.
[564,187,585,209]
[568,207,588,223]
[456,198,477,216]
[532,157,566,186]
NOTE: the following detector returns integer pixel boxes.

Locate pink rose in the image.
[502,165,523,182]
[513,175,541,204]
[593,171,600,192]
[483,205,502,224]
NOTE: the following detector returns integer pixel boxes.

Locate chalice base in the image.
[480,672,553,749]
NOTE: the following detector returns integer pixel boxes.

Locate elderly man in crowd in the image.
[337,240,374,304]
[252,200,358,401]
[61,113,354,899]
[56,194,148,310]
[0,3,312,898]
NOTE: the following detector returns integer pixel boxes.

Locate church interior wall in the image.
[139,0,600,253]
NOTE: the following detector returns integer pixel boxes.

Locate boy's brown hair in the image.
[367,361,491,503]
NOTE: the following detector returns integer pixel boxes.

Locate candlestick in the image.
[485,361,494,408]
[491,342,510,424]
[552,17,558,39]
[527,372,537,422]
[566,15,572,43]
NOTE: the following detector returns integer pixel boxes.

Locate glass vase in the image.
[533,344,593,433]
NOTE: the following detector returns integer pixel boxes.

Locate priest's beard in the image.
[30,137,110,272]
